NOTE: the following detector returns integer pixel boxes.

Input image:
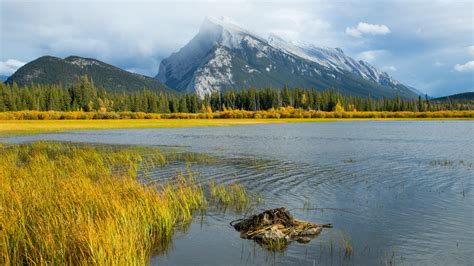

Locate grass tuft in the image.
[209,181,249,211]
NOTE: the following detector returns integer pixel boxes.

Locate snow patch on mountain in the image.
[267,34,400,87]
[243,64,259,74]
[68,58,100,68]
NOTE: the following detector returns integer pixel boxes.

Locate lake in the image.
[2,120,473,265]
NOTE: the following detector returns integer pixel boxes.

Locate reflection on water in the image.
[3,121,473,265]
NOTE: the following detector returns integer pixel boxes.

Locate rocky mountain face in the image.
[156,16,419,98]
[7,56,170,93]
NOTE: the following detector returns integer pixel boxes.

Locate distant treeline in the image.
[0,75,472,113]
[1,110,473,120]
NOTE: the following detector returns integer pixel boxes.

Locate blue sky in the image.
[1,0,472,96]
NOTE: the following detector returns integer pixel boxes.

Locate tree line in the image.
[0,75,471,113]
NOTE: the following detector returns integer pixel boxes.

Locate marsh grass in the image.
[428,159,473,169]
[164,151,218,164]
[343,237,353,257]
[430,159,455,167]
[260,238,289,252]
[230,157,274,172]
[0,142,207,264]
[209,181,250,212]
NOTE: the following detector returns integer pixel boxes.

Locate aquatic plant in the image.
[384,250,396,266]
[343,237,353,257]
[164,151,217,164]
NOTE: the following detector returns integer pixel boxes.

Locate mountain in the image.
[434,92,474,101]
[0,75,9,82]
[6,56,171,93]
[157,16,418,98]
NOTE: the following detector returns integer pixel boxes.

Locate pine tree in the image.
[178,97,188,113]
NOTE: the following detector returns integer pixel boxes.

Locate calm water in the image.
[3,121,473,265]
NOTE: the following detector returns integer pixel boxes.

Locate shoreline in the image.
[1,117,472,136]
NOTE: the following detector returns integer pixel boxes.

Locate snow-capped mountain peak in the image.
[199,16,266,50]
[156,17,418,99]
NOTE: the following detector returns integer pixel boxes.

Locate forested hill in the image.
[434,92,474,101]
[6,56,172,93]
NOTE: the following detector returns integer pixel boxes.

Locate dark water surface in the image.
[3,121,473,265]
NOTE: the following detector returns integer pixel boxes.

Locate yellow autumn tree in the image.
[348,103,357,112]
[333,101,344,113]
[206,105,213,113]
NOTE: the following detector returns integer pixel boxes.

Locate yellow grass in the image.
[0,119,327,136]
[0,142,207,264]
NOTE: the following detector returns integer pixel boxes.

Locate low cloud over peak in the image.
[346,22,391,37]
[356,49,389,63]
[0,59,26,76]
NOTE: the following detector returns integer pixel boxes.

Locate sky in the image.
[0,0,473,96]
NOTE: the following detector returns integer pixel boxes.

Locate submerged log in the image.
[231,207,332,250]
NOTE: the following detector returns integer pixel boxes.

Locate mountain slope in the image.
[157,16,418,99]
[7,56,171,93]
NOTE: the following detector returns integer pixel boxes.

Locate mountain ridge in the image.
[6,55,171,93]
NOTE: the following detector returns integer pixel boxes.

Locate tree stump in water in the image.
[231,207,332,250]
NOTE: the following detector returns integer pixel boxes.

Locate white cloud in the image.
[467,45,474,56]
[0,59,26,75]
[262,8,332,45]
[356,49,388,62]
[434,61,444,67]
[454,61,474,72]
[345,22,391,37]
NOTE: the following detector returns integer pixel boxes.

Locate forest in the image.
[0,75,472,114]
